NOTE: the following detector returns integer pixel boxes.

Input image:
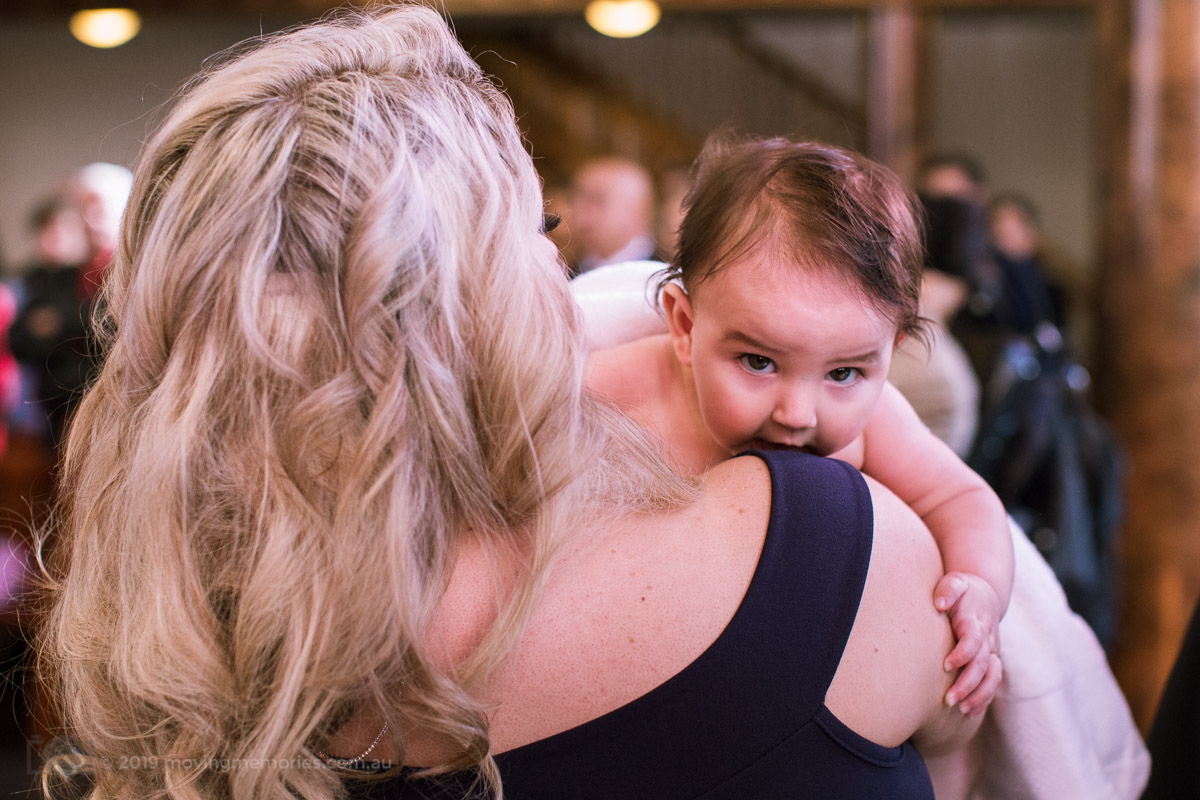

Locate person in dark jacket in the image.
[9,198,97,448]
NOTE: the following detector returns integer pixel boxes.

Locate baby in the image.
[586,138,1013,715]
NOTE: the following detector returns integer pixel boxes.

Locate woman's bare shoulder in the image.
[678,455,773,544]
[699,452,771,500]
[825,475,978,751]
[459,455,771,756]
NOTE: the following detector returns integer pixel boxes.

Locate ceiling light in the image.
[70,8,142,49]
[585,0,661,39]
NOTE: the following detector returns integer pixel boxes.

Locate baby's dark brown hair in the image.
[660,136,925,339]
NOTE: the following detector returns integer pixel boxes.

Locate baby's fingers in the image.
[933,573,969,613]
[943,625,983,671]
[958,654,1003,716]
[944,650,990,707]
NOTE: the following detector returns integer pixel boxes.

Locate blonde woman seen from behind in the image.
[39,6,979,800]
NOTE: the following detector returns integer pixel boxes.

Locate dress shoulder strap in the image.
[713,450,875,718]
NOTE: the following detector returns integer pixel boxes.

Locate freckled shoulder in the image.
[696,455,772,529]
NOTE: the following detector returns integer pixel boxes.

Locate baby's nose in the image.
[772,388,818,431]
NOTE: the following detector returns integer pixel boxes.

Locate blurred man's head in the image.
[919,153,987,203]
[988,193,1041,260]
[569,157,655,268]
[63,162,133,254]
[30,198,89,267]
[655,166,691,264]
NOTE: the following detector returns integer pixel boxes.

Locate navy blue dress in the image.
[346,450,934,799]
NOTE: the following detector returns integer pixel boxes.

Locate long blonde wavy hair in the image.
[38,6,692,799]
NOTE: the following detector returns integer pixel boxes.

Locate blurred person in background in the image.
[567,156,663,276]
[63,162,133,299]
[987,191,1086,348]
[655,164,691,265]
[988,192,1040,263]
[983,191,1066,339]
[8,197,93,450]
[10,198,95,450]
[28,197,90,270]
[10,164,131,450]
[920,154,1067,346]
[919,152,988,205]
[888,195,983,457]
[918,154,1008,346]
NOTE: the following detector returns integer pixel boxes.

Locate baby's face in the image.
[675,257,898,459]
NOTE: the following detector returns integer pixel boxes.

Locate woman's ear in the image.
[661,283,696,365]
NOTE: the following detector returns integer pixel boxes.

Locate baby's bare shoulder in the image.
[586,334,672,409]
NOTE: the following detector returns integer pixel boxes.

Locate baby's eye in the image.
[738,354,776,374]
[828,367,862,385]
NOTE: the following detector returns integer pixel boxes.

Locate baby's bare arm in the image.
[859,383,1013,610]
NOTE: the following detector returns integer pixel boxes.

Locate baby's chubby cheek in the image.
[818,425,870,462]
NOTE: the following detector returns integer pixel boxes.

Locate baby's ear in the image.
[661,283,695,365]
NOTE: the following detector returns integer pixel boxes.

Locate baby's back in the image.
[587,334,723,473]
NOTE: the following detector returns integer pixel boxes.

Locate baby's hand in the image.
[934,571,1004,716]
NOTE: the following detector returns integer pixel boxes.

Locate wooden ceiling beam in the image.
[1,0,1096,19]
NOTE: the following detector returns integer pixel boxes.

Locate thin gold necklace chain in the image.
[316,721,389,764]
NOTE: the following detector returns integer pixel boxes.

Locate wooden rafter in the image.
[1,0,1096,19]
